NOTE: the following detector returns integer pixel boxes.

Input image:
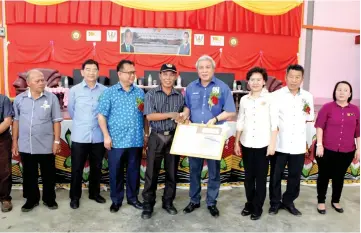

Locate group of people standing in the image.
[0,55,358,222]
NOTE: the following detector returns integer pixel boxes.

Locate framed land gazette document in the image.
[170,123,226,160]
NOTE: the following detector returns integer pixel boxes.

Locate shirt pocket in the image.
[190,94,201,109]
[39,107,51,120]
[172,104,180,113]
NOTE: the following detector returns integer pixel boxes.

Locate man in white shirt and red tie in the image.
[269,64,314,216]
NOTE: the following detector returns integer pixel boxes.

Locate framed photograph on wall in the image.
[120,27,191,56]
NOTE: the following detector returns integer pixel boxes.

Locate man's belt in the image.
[152,129,175,136]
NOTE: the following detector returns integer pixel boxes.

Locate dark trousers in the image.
[269,152,305,206]
[316,148,354,203]
[142,132,179,206]
[70,142,105,200]
[189,157,220,207]
[20,153,56,204]
[0,133,12,202]
[108,147,142,205]
[242,145,269,215]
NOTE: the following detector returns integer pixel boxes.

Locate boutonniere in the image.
[208,87,220,110]
[302,99,311,115]
[136,97,144,112]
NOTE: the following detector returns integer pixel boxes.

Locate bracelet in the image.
[54,140,60,144]
[316,143,323,147]
[215,116,219,123]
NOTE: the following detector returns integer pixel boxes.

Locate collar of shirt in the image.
[246,88,269,100]
[155,85,180,96]
[82,80,99,89]
[116,82,135,92]
[283,86,304,96]
[333,101,351,109]
[25,89,48,99]
[195,76,216,87]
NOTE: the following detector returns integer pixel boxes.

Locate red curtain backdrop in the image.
[5,1,301,97]
[6,1,301,37]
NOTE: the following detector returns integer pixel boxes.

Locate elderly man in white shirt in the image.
[234,67,278,220]
[269,64,314,216]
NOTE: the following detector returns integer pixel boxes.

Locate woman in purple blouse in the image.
[315,81,360,214]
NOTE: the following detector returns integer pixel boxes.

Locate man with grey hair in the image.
[180,55,236,217]
[12,69,63,212]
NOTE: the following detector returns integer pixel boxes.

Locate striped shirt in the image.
[144,86,184,131]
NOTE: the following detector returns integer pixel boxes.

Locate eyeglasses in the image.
[119,71,136,76]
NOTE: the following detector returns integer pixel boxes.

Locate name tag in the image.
[347,113,355,116]
[212,87,220,94]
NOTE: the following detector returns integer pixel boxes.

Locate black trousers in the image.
[241,145,269,215]
[70,142,105,200]
[0,133,12,202]
[316,148,354,203]
[20,153,56,204]
[269,152,305,206]
[142,132,180,206]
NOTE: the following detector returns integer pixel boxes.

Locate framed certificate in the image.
[170,123,226,160]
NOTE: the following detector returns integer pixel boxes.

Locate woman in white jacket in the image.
[234,67,278,220]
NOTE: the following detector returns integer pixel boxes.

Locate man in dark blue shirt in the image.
[181,55,236,217]
[0,94,13,212]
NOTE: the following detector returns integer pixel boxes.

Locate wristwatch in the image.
[54,140,60,144]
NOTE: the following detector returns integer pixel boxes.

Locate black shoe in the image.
[43,201,58,210]
[141,203,154,219]
[269,205,280,215]
[70,199,79,209]
[110,203,121,213]
[250,213,261,220]
[331,203,344,213]
[283,204,302,216]
[183,202,200,214]
[208,205,220,217]
[317,208,326,214]
[89,195,106,204]
[162,203,178,215]
[241,207,252,216]
[127,200,143,210]
[21,201,39,212]
[141,209,153,219]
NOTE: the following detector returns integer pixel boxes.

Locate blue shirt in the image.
[68,81,107,143]
[13,90,63,154]
[97,83,145,149]
[185,77,236,124]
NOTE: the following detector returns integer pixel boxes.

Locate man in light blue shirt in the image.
[181,55,236,218]
[68,59,107,209]
[98,60,147,213]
